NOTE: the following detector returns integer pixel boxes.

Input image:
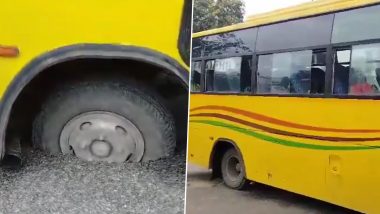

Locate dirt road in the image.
[186,164,358,214]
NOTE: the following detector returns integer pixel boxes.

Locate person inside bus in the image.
[333,63,349,94]
[240,57,252,92]
[206,69,214,91]
[191,70,201,91]
[280,76,291,93]
[310,67,325,94]
[290,69,310,94]
[364,67,380,91]
[349,70,375,95]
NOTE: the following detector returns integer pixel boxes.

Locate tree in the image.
[192,0,215,33]
[193,0,245,33]
[213,0,245,29]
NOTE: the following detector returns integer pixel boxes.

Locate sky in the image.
[243,0,312,19]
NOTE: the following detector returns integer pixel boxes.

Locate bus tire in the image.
[32,79,176,162]
[221,148,249,190]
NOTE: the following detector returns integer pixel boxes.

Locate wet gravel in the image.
[0,150,186,214]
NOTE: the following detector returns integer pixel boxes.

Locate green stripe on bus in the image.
[190,120,380,151]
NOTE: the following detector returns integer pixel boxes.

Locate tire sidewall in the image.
[33,80,175,161]
[221,148,247,189]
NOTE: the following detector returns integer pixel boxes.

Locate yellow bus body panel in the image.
[189,94,380,213]
[190,0,380,212]
[0,0,187,99]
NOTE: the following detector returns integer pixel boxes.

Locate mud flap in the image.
[1,137,22,169]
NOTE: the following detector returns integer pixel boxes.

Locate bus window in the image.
[333,49,351,94]
[257,50,314,94]
[257,54,273,93]
[240,56,253,92]
[205,56,252,93]
[192,38,203,59]
[332,4,380,43]
[334,44,380,95]
[256,14,333,52]
[207,57,242,92]
[191,61,202,92]
[349,43,380,95]
[311,51,326,94]
[205,60,215,91]
[201,28,257,57]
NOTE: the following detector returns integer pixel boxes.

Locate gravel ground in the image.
[0,149,186,214]
[186,164,358,214]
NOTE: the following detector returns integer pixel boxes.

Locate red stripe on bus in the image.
[190,113,380,142]
[191,106,380,133]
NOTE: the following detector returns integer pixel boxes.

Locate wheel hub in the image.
[60,111,144,162]
[235,163,241,172]
[227,156,242,180]
[90,140,112,158]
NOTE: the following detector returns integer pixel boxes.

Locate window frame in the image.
[193,28,259,59]
[255,14,334,53]
[255,47,329,96]
[190,3,380,100]
[190,60,203,92]
[331,39,380,97]
[201,55,254,94]
[331,3,380,44]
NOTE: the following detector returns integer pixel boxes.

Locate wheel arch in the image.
[0,44,189,158]
[209,138,246,178]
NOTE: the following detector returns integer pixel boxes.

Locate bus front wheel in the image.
[32,78,176,162]
[221,148,249,190]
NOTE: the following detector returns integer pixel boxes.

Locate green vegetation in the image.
[193,0,245,32]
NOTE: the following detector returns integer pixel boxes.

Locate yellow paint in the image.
[188,94,380,213]
[190,1,380,212]
[0,0,188,99]
[193,0,380,38]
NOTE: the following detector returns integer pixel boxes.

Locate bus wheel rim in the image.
[226,155,242,181]
[59,111,144,163]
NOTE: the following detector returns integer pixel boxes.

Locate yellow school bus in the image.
[189,0,380,212]
[0,0,190,164]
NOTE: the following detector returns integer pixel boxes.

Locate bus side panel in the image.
[325,149,380,213]
[188,94,380,213]
[188,122,214,168]
[0,0,186,99]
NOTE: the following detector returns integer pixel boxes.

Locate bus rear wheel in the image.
[32,79,176,162]
[221,148,249,190]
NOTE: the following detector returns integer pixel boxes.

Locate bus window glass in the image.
[192,38,202,58]
[240,56,252,92]
[332,5,380,43]
[191,61,202,92]
[202,28,257,57]
[349,43,380,95]
[256,15,333,52]
[311,51,326,94]
[333,49,351,94]
[206,57,245,92]
[337,50,351,63]
[257,50,313,94]
[205,60,215,91]
[257,54,273,93]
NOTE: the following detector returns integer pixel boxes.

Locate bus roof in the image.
[192,0,380,38]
